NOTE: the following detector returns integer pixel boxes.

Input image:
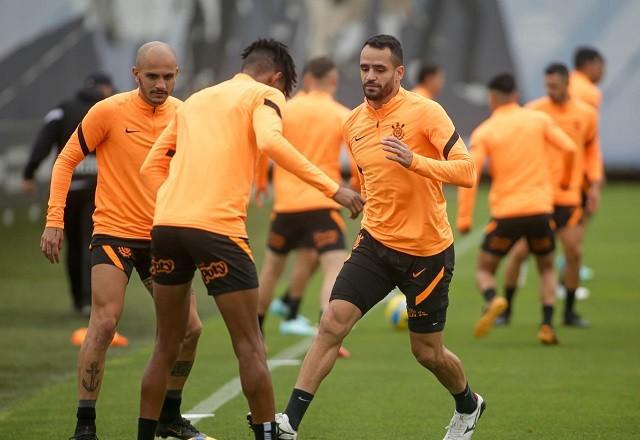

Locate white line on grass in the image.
[184,230,483,424]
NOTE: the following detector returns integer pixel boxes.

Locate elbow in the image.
[459,162,477,188]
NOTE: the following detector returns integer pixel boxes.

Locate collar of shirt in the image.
[364,86,406,119]
[132,89,172,115]
[492,102,520,115]
[571,70,592,84]
[233,72,256,83]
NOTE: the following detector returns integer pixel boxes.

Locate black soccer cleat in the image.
[564,312,590,328]
[69,426,98,440]
[156,417,209,439]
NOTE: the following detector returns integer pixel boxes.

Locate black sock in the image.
[280,289,291,305]
[159,390,182,422]
[452,384,478,414]
[543,305,554,326]
[284,388,314,430]
[137,418,157,440]
[286,298,301,321]
[504,286,517,316]
[565,289,576,317]
[252,421,277,440]
[76,400,96,432]
[258,314,265,333]
[482,287,496,303]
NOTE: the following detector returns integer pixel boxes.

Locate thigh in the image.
[151,226,196,286]
[214,288,262,348]
[524,215,556,256]
[481,218,522,257]
[90,263,128,318]
[267,213,302,255]
[397,244,454,334]
[90,240,137,280]
[133,247,153,292]
[330,230,396,316]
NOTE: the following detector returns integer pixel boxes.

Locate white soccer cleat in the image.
[279,316,317,336]
[276,413,297,440]
[443,394,486,439]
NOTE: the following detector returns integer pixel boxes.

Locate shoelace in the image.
[445,413,469,435]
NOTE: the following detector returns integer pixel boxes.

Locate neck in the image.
[137,89,159,108]
[551,95,569,105]
[367,85,400,110]
[309,84,335,95]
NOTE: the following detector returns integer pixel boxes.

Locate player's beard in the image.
[363,79,394,102]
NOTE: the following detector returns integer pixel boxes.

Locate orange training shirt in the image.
[527,96,601,206]
[260,90,350,213]
[412,85,433,100]
[344,87,475,257]
[457,103,576,230]
[569,70,602,109]
[46,89,181,240]
[141,73,340,238]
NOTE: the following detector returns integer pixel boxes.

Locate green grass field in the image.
[1,184,639,439]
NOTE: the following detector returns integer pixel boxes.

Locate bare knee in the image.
[182,314,203,350]
[88,312,118,349]
[317,308,351,344]
[411,343,445,372]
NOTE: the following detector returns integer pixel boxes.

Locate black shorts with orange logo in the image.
[330,229,453,333]
[554,205,584,230]
[481,214,556,257]
[150,226,258,296]
[90,235,152,281]
[267,209,346,255]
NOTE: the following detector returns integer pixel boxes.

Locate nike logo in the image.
[125,128,141,133]
[463,403,483,434]
[297,396,311,402]
[354,134,367,142]
[412,267,426,278]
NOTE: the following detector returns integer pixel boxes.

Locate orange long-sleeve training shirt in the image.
[412,85,433,100]
[344,87,475,257]
[569,71,602,109]
[141,73,340,239]
[457,103,576,231]
[527,96,602,205]
[46,89,181,239]
[256,90,351,213]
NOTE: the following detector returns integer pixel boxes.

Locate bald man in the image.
[41,42,209,440]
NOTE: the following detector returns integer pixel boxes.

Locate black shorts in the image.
[330,229,454,333]
[481,214,555,257]
[267,209,346,255]
[151,226,258,296]
[553,205,584,230]
[90,235,151,281]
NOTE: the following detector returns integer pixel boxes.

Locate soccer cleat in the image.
[443,393,486,439]
[493,313,510,327]
[69,426,98,440]
[473,297,508,338]
[538,324,559,345]
[156,417,215,439]
[279,316,317,336]
[564,312,590,328]
[276,413,297,440]
[269,298,290,318]
[337,345,351,358]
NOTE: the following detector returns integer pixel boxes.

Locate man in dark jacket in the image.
[22,73,114,315]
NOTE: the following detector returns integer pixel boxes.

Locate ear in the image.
[396,65,405,82]
[132,66,139,85]
[271,71,284,86]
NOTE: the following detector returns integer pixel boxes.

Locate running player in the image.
[275,35,484,440]
[40,42,208,440]
[412,63,445,100]
[255,56,352,344]
[136,39,363,440]
[501,63,602,327]
[456,73,576,344]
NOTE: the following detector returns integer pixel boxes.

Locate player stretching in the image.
[255,56,353,353]
[275,35,483,440]
[501,63,602,326]
[136,39,363,440]
[40,42,208,440]
[457,73,576,344]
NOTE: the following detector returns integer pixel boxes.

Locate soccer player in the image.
[500,63,601,327]
[412,63,445,100]
[23,73,113,315]
[136,39,363,440]
[40,42,208,440]
[275,35,483,440]
[456,73,576,344]
[255,56,352,343]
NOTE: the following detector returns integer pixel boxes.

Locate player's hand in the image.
[381,136,413,168]
[254,186,269,208]
[21,179,36,195]
[333,186,365,219]
[40,227,64,264]
[586,183,601,214]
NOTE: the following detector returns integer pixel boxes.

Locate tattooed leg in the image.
[167,294,202,391]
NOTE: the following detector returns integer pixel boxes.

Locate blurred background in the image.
[1,0,639,224]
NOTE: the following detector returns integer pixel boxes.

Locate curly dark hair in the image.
[241,38,297,97]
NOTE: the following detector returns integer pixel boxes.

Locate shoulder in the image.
[343,103,366,132]
[526,97,547,110]
[165,96,183,108]
[573,98,597,118]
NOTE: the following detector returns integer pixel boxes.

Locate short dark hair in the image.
[362,34,403,66]
[302,56,336,79]
[545,62,569,79]
[417,63,441,84]
[574,46,603,69]
[488,73,516,94]
[241,38,297,97]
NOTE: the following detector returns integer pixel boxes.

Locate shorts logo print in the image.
[407,307,429,318]
[151,258,175,275]
[313,230,339,249]
[198,261,229,284]
[268,232,286,250]
[352,232,364,250]
[117,246,132,258]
